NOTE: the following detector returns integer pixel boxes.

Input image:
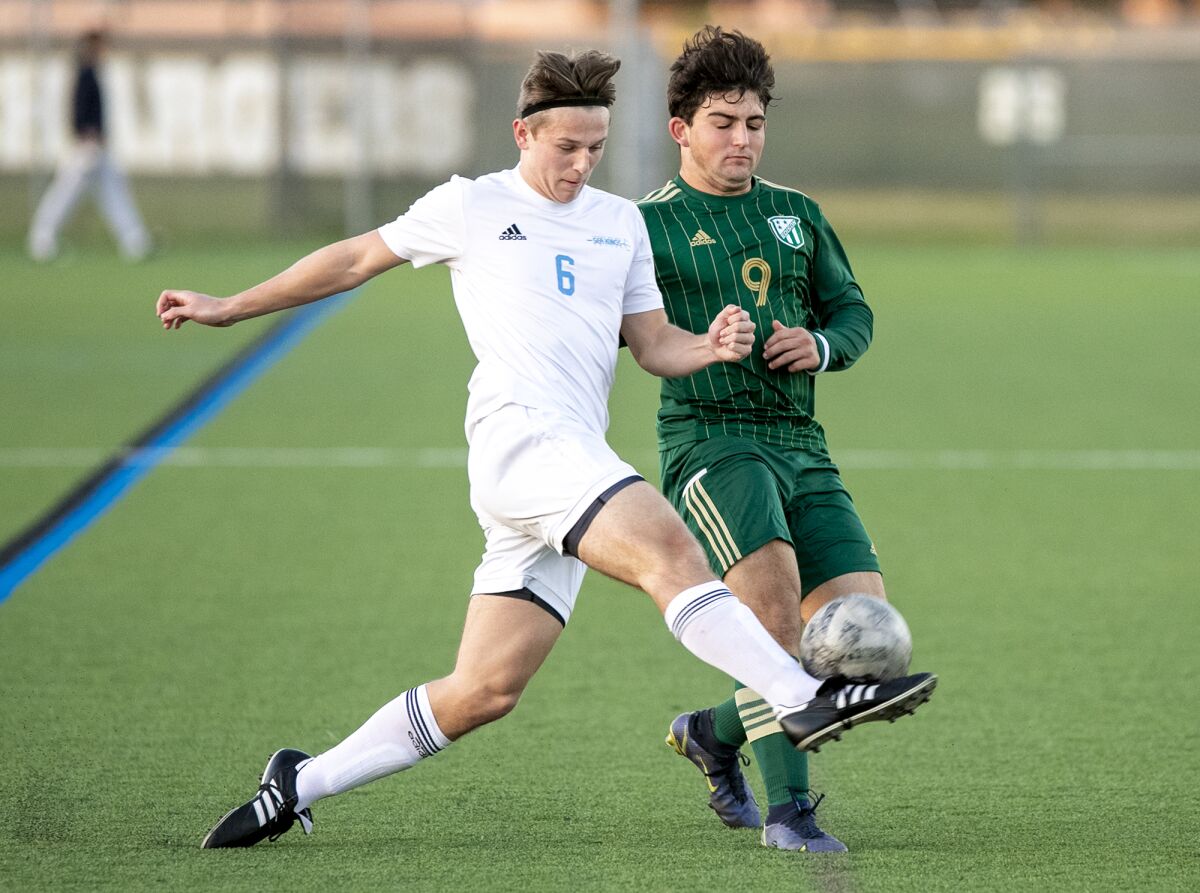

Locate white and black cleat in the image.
[201,748,314,848]
[778,673,937,753]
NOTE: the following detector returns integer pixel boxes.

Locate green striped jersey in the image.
[637,175,873,452]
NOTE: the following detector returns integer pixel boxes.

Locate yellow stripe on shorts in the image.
[682,470,742,571]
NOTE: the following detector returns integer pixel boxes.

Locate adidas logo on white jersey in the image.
[499,224,527,241]
[690,229,717,247]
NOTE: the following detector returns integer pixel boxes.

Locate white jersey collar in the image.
[510,165,590,214]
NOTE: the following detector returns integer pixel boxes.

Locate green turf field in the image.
[2,241,1198,892]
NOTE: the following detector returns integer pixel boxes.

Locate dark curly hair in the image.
[667,26,775,123]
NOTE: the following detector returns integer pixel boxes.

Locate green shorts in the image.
[660,436,880,597]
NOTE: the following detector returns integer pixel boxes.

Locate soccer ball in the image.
[800,594,912,683]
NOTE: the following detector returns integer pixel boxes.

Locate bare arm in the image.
[621,304,754,378]
[155,230,405,330]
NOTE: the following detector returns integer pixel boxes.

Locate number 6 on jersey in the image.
[556,254,575,296]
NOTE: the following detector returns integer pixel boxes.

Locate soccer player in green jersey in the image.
[640,27,927,852]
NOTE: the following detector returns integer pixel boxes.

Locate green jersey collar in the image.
[673,174,761,210]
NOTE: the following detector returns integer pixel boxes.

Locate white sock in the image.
[294,684,450,812]
[664,583,821,712]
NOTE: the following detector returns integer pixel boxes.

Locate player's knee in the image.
[761,608,803,655]
[439,672,524,728]
[463,675,525,725]
[658,519,710,574]
[640,526,718,596]
[474,684,522,724]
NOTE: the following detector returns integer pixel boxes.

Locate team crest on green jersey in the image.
[768,216,805,249]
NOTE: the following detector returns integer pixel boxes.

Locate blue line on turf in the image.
[0,292,353,604]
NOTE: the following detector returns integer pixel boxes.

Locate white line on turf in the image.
[0,446,470,468]
[837,449,1200,471]
[2,448,1200,470]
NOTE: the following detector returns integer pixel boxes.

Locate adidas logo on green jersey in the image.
[689,229,717,247]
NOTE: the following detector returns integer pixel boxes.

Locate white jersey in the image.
[377,167,663,436]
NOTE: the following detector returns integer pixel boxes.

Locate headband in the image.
[520,97,611,118]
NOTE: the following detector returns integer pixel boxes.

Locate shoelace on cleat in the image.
[784,790,828,837]
[252,780,297,842]
[261,785,313,838]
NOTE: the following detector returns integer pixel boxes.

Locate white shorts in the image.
[467,404,642,624]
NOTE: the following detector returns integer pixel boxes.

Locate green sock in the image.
[712,693,747,748]
[735,684,809,807]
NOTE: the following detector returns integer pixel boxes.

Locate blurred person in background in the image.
[28,28,152,262]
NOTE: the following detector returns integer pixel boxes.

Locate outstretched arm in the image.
[156,230,405,330]
[621,304,755,378]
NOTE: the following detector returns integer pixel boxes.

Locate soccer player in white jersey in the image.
[156,49,935,849]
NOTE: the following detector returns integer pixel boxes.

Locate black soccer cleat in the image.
[201,748,314,849]
[666,710,761,829]
[778,673,937,753]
